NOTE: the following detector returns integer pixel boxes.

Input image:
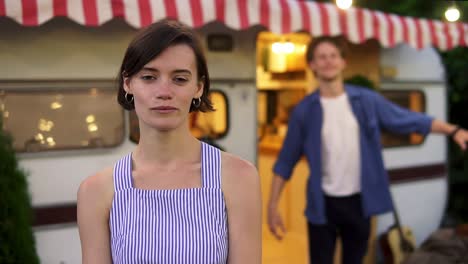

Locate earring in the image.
[124,92,134,103]
[192,97,202,108]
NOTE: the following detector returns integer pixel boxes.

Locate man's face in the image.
[309,42,346,82]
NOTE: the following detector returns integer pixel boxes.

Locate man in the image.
[267,36,468,264]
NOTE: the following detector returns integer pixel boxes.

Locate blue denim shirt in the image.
[273,84,433,224]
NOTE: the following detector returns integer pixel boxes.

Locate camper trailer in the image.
[1,1,465,263]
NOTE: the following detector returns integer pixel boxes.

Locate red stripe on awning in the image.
[372,12,380,45]
[400,16,409,43]
[22,0,38,26]
[318,3,329,35]
[0,0,6,17]
[279,0,290,33]
[356,8,365,42]
[215,0,225,23]
[443,22,453,50]
[415,19,423,49]
[164,0,178,19]
[111,0,124,18]
[260,0,269,30]
[82,0,98,26]
[338,8,347,37]
[298,0,310,32]
[138,0,152,27]
[190,0,203,27]
[53,0,67,16]
[428,20,438,48]
[384,14,395,47]
[457,22,466,47]
[238,0,249,28]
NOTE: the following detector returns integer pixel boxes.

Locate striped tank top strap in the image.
[112,153,133,192]
[201,142,222,189]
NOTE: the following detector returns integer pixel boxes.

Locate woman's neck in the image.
[134,124,200,166]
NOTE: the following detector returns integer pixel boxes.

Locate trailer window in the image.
[380,90,426,148]
[0,84,124,153]
[129,90,229,144]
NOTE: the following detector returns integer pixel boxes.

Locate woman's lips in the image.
[151,106,177,113]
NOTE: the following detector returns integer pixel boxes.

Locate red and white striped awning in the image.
[1,0,467,51]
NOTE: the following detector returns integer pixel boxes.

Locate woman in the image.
[77,20,262,264]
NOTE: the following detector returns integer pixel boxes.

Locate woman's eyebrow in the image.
[173,69,192,75]
[141,67,159,73]
[141,67,191,75]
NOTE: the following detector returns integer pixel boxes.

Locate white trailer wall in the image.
[379,45,448,246]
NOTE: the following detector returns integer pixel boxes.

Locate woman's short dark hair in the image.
[305,36,348,63]
[117,19,214,112]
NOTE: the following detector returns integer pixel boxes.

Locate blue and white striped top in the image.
[109,142,228,263]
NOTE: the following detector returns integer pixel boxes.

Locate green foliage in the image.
[441,47,468,224]
[441,47,468,142]
[441,48,468,107]
[0,120,39,264]
[354,0,446,21]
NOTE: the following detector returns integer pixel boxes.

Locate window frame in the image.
[0,80,125,154]
[205,89,230,140]
[379,88,428,149]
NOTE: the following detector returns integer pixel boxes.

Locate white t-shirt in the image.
[320,92,361,196]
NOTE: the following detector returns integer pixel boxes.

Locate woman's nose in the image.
[155,78,172,100]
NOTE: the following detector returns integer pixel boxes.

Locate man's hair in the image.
[306,36,348,63]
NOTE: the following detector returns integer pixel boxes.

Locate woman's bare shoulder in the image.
[220,151,262,241]
[220,151,259,190]
[77,167,114,262]
[77,167,114,210]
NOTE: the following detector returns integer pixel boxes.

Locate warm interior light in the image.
[46,137,56,146]
[88,123,98,132]
[283,42,295,54]
[50,94,63,110]
[38,118,54,131]
[86,115,95,123]
[50,101,62,109]
[445,6,460,22]
[272,42,295,54]
[35,133,44,141]
[336,0,352,10]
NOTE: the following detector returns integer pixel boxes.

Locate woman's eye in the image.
[174,77,188,83]
[141,75,156,81]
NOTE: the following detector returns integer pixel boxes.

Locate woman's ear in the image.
[196,77,204,98]
[123,76,132,94]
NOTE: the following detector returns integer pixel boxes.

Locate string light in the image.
[336,0,352,10]
[445,5,460,22]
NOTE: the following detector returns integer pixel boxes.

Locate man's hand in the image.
[267,205,286,240]
[452,127,468,151]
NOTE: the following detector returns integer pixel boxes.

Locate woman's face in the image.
[124,44,204,132]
